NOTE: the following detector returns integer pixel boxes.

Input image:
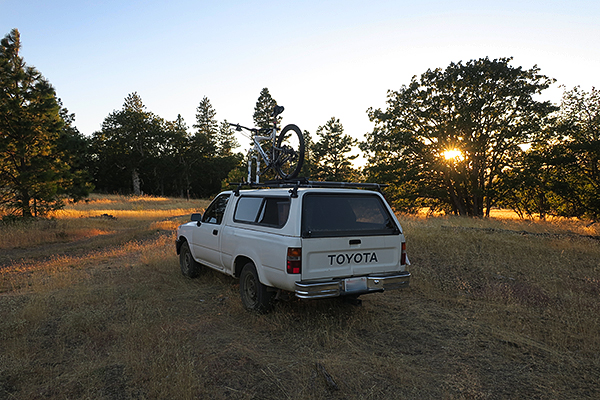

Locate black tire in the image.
[239,262,273,313]
[179,241,201,278]
[274,124,305,179]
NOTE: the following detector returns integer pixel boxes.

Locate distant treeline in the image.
[1,29,599,220]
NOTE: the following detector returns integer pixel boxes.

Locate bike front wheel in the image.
[274,124,305,179]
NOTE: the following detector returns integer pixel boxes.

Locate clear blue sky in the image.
[2,0,599,161]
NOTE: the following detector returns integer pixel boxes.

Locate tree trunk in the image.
[19,188,33,218]
[132,169,141,196]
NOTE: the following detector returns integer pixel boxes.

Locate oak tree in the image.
[363,57,557,216]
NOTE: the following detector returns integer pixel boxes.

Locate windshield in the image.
[301,193,399,238]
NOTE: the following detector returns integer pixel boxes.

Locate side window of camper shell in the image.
[234,196,291,228]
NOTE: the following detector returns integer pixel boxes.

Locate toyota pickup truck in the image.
[175,182,410,312]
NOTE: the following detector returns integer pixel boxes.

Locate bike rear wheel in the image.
[274,124,305,179]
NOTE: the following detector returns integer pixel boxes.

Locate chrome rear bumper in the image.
[294,271,411,299]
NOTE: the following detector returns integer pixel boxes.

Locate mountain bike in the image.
[230,105,305,183]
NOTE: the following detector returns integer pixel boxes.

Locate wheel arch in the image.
[234,255,254,278]
[175,235,188,255]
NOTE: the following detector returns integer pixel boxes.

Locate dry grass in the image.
[1,196,599,399]
[0,194,209,267]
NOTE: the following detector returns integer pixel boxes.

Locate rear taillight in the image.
[287,247,301,274]
[400,242,407,265]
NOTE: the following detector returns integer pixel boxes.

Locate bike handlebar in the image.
[229,105,284,133]
[229,123,257,133]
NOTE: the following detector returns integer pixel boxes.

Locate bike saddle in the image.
[272,105,284,117]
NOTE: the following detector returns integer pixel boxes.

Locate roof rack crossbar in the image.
[228,179,388,191]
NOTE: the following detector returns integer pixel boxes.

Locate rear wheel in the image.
[179,241,201,278]
[239,263,273,313]
[274,124,305,179]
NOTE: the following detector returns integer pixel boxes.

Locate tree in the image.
[90,94,240,198]
[253,88,279,130]
[498,143,565,219]
[548,86,600,220]
[362,57,557,216]
[0,29,91,217]
[145,114,190,196]
[299,129,314,178]
[193,96,218,155]
[168,114,194,197]
[55,103,94,202]
[91,92,166,195]
[188,97,222,197]
[216,120,239,157]
[499,86,600,221]
[312,117,358,181]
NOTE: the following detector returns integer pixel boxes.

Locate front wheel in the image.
[179,241,201,278]
[239,263,274,313]
[274,124,305,179]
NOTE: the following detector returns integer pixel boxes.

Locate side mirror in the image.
[191,213,202,226]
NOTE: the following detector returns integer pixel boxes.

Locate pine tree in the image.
[193,96,218,155]
[312,118,358,181]
[0,29,90,217]
[216,120,239,157]
[169,115,193,197]
[253,88,279,130]
[299,129,313,178]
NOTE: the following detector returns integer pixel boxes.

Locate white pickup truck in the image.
[175,183,410,312]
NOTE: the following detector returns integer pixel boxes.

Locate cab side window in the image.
[234,196,290,227]
[202,194,230,224]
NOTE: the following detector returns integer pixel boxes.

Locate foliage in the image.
[247,88,281,182]
[363,57,557,216]
[56,104,94,201]
[90,94,241,198]
[552,86,600,220]
[7,30,598,218]
[497,144,563,219]
[193,96,218,156]
[312,117,358,181]
[90,93,169,196]
[164,114,194,197]
[498,86,600,221]
[253,87,280,130]
[216,120,239,157]
[298,129,314,178]
[0,29,91,218]
[190,97,240,197]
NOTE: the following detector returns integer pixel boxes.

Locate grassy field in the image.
[1,194,599,399]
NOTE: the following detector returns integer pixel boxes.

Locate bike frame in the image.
[248,126,278,184]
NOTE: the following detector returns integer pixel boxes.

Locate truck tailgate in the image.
[301,235,401,281]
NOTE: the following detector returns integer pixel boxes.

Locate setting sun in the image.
[442,149,464,161]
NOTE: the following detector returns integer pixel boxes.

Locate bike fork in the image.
[248,153,261,183]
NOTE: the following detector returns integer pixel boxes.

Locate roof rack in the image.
[230,178,388,197]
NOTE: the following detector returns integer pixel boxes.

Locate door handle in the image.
[212,229,218,236]
[349,239,361,245]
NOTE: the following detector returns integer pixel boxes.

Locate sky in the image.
[2,0,599,163]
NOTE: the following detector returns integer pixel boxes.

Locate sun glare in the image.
[442,149,464,161]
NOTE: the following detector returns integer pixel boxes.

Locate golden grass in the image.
[0,221,115,249]
[1,196,599,399]
[0,194,209,251]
